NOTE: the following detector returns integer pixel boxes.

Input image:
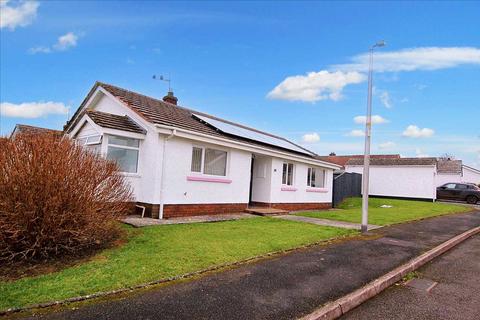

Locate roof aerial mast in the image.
[152,74,171,92]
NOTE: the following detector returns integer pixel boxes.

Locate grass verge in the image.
[295,197,471,225]
[0,217,355,310]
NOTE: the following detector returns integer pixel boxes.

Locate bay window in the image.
[190,146,227,176]
[106,135,140,173]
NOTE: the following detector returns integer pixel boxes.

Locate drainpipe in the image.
[158,129,176,219]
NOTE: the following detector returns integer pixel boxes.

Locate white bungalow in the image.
[64,82,340,218]
[344,157,480,201]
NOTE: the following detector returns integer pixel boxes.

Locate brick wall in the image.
[163,203,248,219]
[250,202,332,211]
[134,202,160,218]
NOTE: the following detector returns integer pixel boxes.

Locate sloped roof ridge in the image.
[97,81,315,155]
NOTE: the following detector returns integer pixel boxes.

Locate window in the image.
[191,147,203,172]
[456,184,468,190]
[282,162,294,186]
[75,135,102,155]
[106,135,139,173]
[190,146,227,176]
[307,168,325,188]
[444,183,456,189]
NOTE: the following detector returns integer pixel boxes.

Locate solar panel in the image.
[193,114,312,155]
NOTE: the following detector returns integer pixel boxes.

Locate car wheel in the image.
[466,195,478,204]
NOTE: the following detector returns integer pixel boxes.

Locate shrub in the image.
[0,132,133,262]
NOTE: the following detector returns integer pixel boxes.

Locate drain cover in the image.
[406,278,438,292]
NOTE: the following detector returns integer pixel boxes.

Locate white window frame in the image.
[282,162,295,186]
[307,167,325,188]
[106,135,140,174]
[75,134,103,154]
[190,145,229,177]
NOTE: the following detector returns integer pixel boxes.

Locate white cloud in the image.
[379,141,396,149]
[29,32,79,54]
[347,129,365,137]
[333,47,480,73]
[0,0,39,30]
[53,32,78,50]
[353,115,389,125]
[267,70,366,102]
[29,46,51,54]
[0,101,69,118]
[379,90,392,108]
[415,148,430,158]
[267,47,480,104]
[301,132,320,143]
[402,125,435,138]
[414,84,428,91]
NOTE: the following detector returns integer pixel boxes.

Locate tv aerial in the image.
[152,74,172,91]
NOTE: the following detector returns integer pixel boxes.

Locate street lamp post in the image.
[361,40,386,233]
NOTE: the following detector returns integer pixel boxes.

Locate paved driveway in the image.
[22,211,480,320]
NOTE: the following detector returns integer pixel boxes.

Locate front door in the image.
[248,157,255,204]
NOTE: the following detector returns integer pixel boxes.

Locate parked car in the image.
[436,183,480,204]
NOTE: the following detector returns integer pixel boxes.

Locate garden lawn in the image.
[0,217,355,310]
[295,197,471,226]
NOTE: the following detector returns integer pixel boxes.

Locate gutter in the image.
[158,128,176,219]
[154,124,341,170]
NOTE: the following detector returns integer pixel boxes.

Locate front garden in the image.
[295,197,471,225]
[0,217,355,310]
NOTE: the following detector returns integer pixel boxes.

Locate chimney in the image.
[163,91,178,105]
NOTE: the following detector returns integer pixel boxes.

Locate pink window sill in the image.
[186,176,232,184]
[281,186,298,192]
[306,188,329,193]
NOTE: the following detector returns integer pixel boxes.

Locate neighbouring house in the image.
[61,82,341,218]
[317,153,401,170]
[344,157,480,201]
[10,124,63,138]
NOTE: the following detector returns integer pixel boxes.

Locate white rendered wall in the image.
[162,136,252,204]
[346,165,436,199]
[269,157,333,204]
[463,166,480,184]
[75,121,99,138]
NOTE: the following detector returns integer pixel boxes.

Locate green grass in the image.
[0,217,355,310]
[295,197,471,226]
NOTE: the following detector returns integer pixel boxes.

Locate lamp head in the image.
[374,40,386,48]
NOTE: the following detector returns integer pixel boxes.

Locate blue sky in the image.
[1,0,479,166]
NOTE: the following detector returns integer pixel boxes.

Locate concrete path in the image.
[342,234,480,320]
[274,214,382,230]
[24,211,480,320]
[122,213,256,227]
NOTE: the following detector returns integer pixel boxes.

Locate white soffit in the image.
[193,114,313,156]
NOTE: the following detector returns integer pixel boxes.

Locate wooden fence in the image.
[333,172,362,207]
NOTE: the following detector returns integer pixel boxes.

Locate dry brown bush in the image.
[0,132,133,263]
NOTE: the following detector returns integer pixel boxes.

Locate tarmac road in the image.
[18,211,480,320]
[342,234,480,320]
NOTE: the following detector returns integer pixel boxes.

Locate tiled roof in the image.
[11,124,62,137]
[317,154,401,168]
[436,159,463,174]
[86,110,146,134]
[346,157,437,166]
[66,82,318,158]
